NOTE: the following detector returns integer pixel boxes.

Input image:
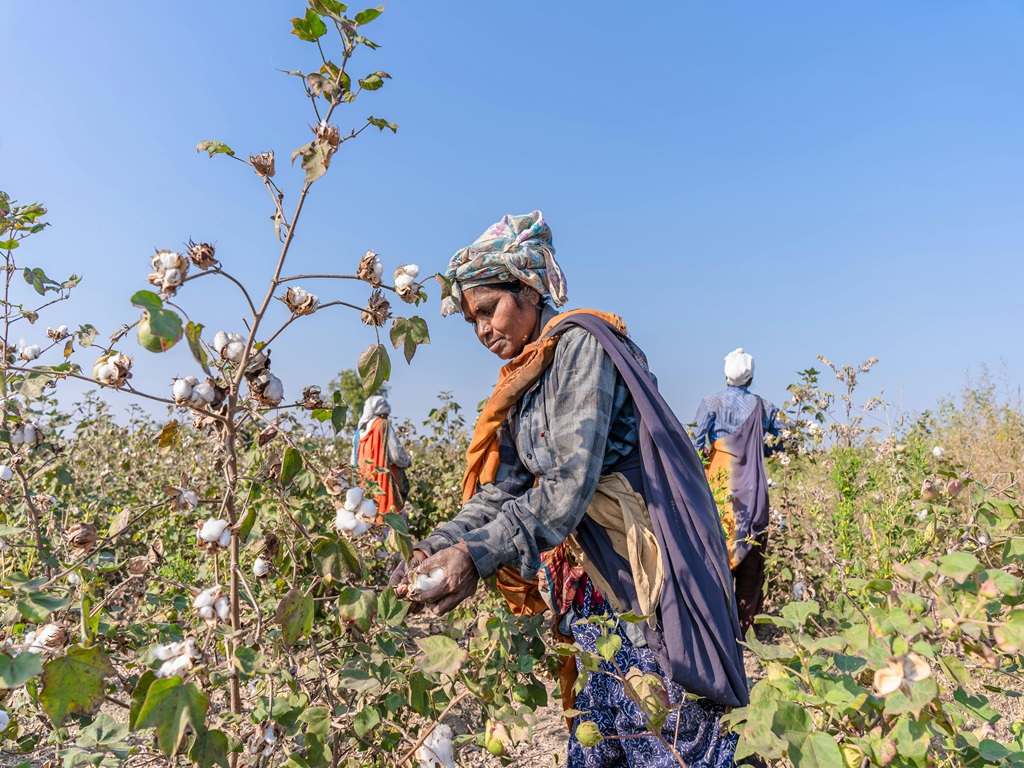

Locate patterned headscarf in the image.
[440,210,568,317]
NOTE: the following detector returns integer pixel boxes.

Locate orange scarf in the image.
[461,309,627,505]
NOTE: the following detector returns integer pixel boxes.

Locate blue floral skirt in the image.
[567,584,738,768]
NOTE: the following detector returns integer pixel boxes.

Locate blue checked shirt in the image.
[691,385,781,453]
[417,310,641,580]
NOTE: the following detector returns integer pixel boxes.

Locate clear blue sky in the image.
[2,1,1021,431]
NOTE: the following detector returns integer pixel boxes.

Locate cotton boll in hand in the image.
[408,568,446,596]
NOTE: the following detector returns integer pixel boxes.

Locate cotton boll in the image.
[199,518,230,543]
[172,378,194,401]
[344,487,364,511]
[335,509,358,532]
[218,528,231,548]
[193,585,222,609]
[20,344,41,361]
[163,268,182,287]
[181,489,198,509]
[0,466,12,482]
[350,518,372,537]
[156,653,194,679]
[225,341,245,363]
[213,331,229,354]
[192,381,215,404]
[253,557,270,578]
[394,274,415,291]
[184,636,201,659]
[404,264,420,279]
[357,498,378,522]
[22,425,36,445]
[214,596,230,620]
[0,709,9,732]
[416,724,455,768]
[198,605,215,620]
[262,374,284,405]
[153,641,187,661]
[408,568,446,596]
[932,446,945,459]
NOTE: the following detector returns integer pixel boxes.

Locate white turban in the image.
[724,348,754,387]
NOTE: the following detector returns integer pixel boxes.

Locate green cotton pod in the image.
[574,720,603,747]
[137,309,183,353]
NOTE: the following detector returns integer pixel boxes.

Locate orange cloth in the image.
[705,438,740,568]
[357,417,399,519]
[461,309,627,504]
[460,308,626,723]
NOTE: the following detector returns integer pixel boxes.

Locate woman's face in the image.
[460,286,541,360]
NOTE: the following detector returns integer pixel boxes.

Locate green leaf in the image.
[23,267,59,295]
[390,316,430,364]
[291,8,328,41]
[0,652,43,689]
[280,447,303,488]
[196,141,235,158]
[40,645,116,725]
[331,405,347,435]
[790,731,843,768]
[595,633,622,663]
[276,588,314,646]
[353,706,380,737]
[16,590,71,622]
[780,600,820,627]
[358,70,390,91]
[313,537,362,583]
[77,712,130,751]
[337,587,377,632]
[354,5,384,25]
[135,677,209,757]
[309,0,347,21]
[311,408,332,423]
[414,635,467,678]
[358,343,391,395]
[236,506,258,544]
[938,552,980,583]
[185,322,211,375]
[367,116,398,134]
[298,706,333,738]
[291,140,334,184]
[129,671,157,729]
[190,728,230,768]
[952,686,1001,723]
[770,700,811,749]
[137,308,183,353]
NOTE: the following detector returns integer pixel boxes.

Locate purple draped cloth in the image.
[560,314,748,708]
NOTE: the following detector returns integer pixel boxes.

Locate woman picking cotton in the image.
[355,394,412,518]
[392,211,746,768]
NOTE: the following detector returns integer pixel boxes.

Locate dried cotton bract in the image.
[147,249,189,298]
[93,352,133,389]
[361,289,391,327]
[313,120,341,149]
[63,523,98,555]
[280,286,319,316]
[250,151,276,178]
[357,250,384,287]
[187,240,217,271]
[301,385,324,410]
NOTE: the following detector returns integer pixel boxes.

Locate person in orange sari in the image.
[355,395,411,518]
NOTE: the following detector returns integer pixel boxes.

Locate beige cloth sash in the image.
[568,472,664,628]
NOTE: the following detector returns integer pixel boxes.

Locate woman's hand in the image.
[409,541,480,616]
[390,550,426,599]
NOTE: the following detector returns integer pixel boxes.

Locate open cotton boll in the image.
[350,518,372,537]
[218,528,231,548]
[156,653,194,679]
[213,331,229,354]
[192,381,216,404]
[172,378,194,400]
[408,568,446,596]
[153,641,184,661]
[416,724,456,768]
[214,596,230,620]
[224,341,245,363]
[193,585,222,609]
[404,264,420,279]
[335,509,358,532]
[394,274,415,291]
[0,709,9,732]
[20,344,41,361]
[181,489,199,509]
[198,605,215,620]
[0,466,11,482]
[263,374,284,405]
[199,518,230,543]
[344,487,364,511]
[357,498,378,522]
[253,557,270,578]
[23,425,36,445]
[932,446,945,458]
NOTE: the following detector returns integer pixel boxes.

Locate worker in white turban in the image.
[691,347,780,635]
